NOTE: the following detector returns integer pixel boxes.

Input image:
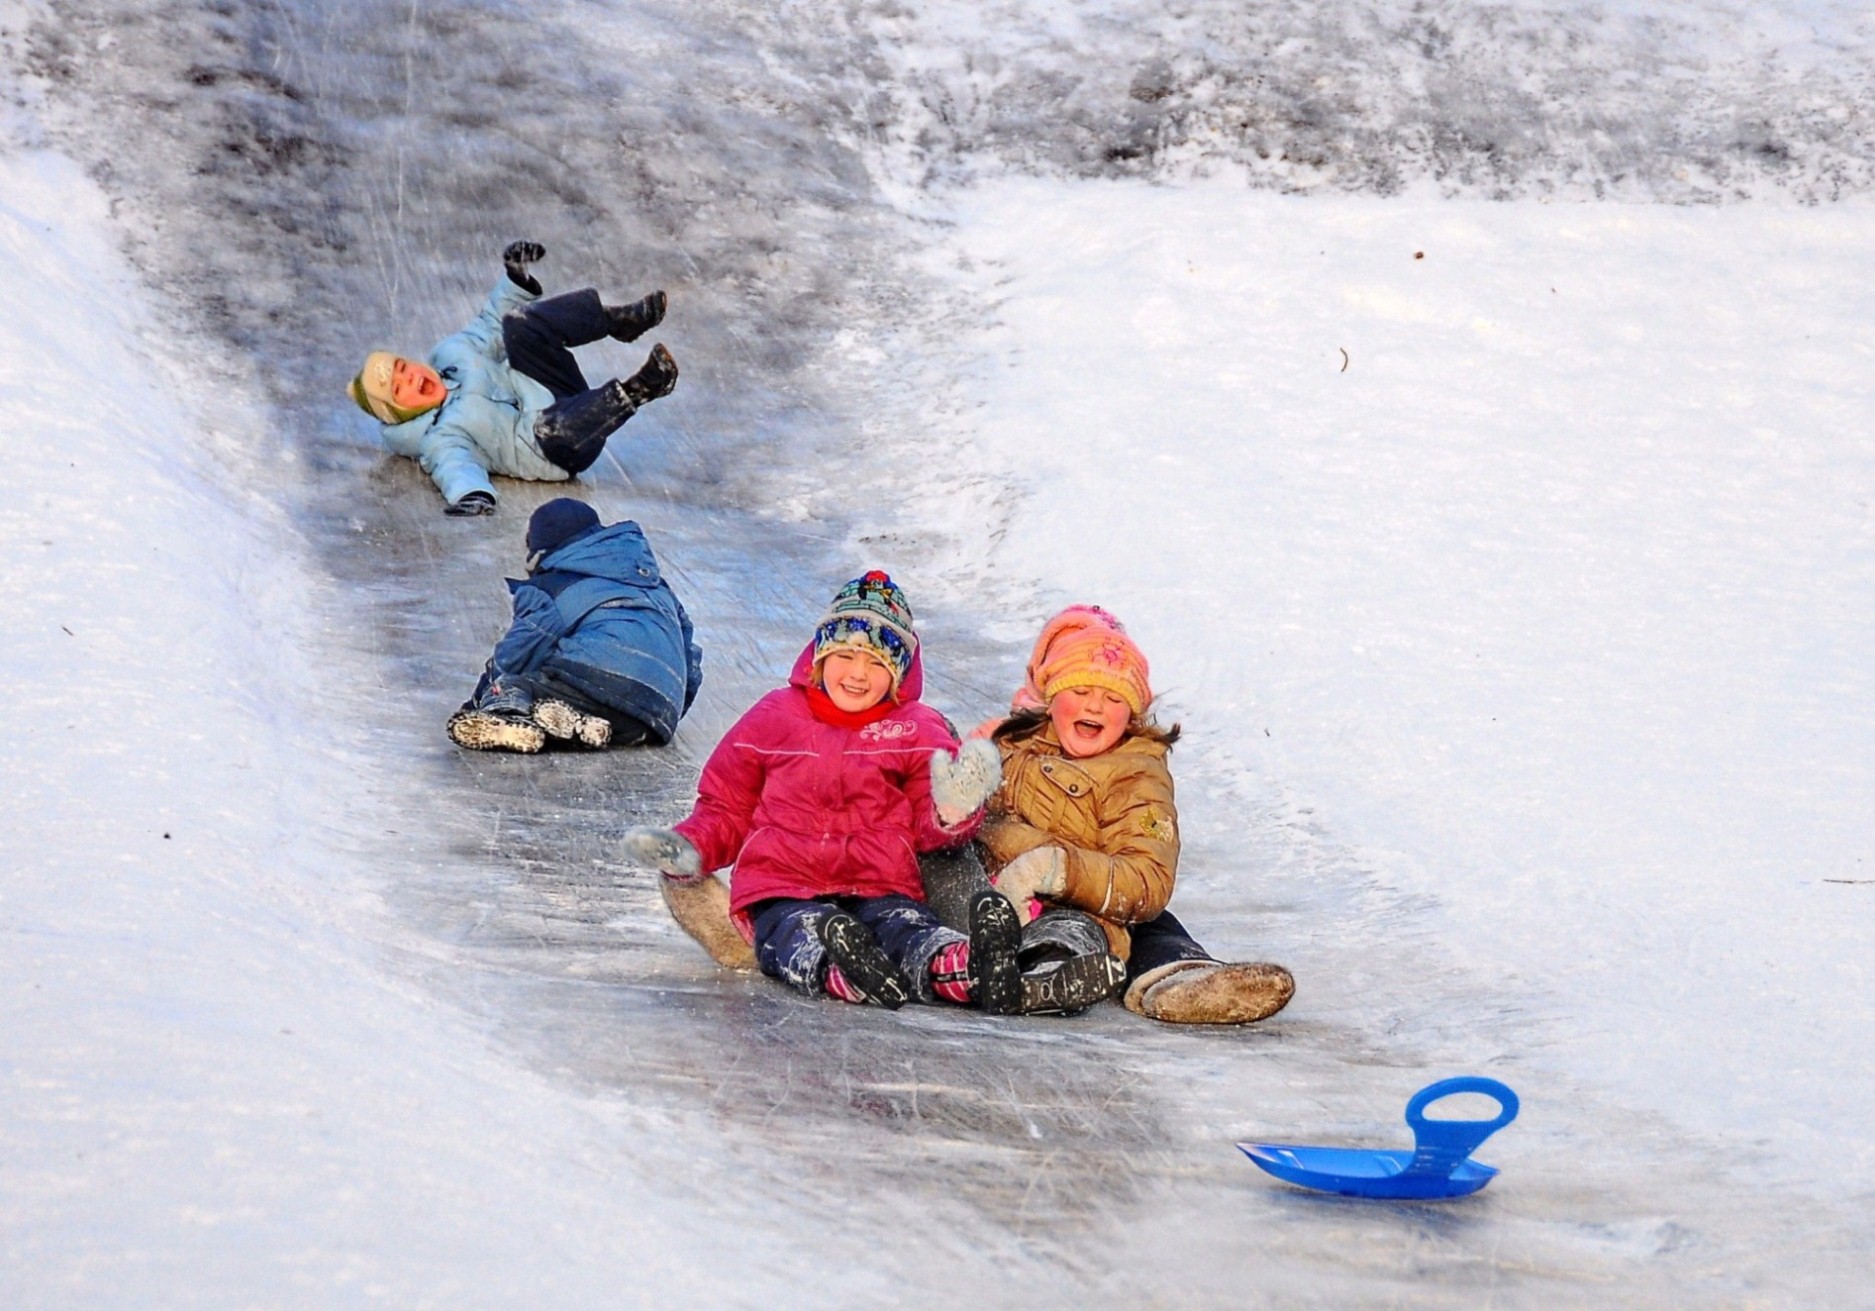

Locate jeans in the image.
[502,289,634,475]
[747,893,963,1004]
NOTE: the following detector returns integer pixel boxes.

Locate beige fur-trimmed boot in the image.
[1123,959,1294,1025]
[660,873,757,971]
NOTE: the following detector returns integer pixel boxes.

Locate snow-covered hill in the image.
[4,0,1872,1305]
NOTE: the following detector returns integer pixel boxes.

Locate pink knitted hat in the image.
[1014,605,1150,716]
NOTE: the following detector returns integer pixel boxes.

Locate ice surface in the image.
[4,0,1873,1305]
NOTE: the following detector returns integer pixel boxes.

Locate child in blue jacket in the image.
[349,241,677,515]
[448,499,703,752]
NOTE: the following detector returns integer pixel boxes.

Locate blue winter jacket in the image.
[485,522,703,743]
[378,278,570,508]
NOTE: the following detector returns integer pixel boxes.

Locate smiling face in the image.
[1048,684,1132,758]
[820,648,894,713]
[390,357,446,413]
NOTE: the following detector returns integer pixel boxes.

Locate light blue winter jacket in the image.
[378,278,570,508]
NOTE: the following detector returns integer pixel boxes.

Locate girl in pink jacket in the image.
[624,572,1020,1012]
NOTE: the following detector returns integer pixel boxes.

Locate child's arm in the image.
[451,266,540,361]
[671,701,772,871]
[908,725,996,850]
[416,421,499,509]
[1053,759,1179,924]
[485,585,562,687]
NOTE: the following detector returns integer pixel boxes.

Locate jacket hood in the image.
[787,637,925,703]
[532,520,660,584]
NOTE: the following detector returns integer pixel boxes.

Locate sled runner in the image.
[1237,1076,1519,1200]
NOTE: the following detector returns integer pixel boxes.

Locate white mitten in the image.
[993,846,1068,926]
[930,738,1003,827]
[620,826,704,883]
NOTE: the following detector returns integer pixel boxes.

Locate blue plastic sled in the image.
[1237,1076,1519,1200]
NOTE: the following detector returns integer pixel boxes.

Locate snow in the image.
[5,0,1875,1303]
[933,178,1875,1190]
[0,144,785,1309]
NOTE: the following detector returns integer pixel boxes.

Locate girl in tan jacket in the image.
[980,606,1294,1023]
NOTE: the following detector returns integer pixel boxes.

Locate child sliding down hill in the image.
[447,498,702,753]
[979,605,1295,1024]
[348,241,677,515]
[621,572,1022,1012]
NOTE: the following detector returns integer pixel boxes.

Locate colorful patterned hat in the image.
[811,570,917,693]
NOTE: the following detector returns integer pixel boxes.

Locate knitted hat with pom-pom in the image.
[811,570,917,693]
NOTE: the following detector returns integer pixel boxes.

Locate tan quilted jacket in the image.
[980,724,1179,958]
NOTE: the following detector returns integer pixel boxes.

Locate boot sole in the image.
[447,710,545,754]
[818,913,911,1010]
[1143,962,1295,1025]
[1021,952,1128,1015]
[533,698,612,748]
[968,891,1023,1016]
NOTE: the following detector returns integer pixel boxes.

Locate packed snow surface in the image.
[4,0,1874,1305]
[939,178,1875,1187]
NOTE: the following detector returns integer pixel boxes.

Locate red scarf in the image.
[803,684,899,730]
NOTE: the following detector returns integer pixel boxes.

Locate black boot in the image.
[604,290,666,342]
[1020,952,1128,1016]
[817,912,911,1010]
[968,891,1022,1015]
[621,343,679,406]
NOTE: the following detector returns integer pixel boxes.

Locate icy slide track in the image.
[7,0,1872,1304]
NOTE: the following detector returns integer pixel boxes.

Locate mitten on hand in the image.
[445,490,496,516]
[993,846,1067,926]
[930,737,1003,827]
[502,240,546,294]
[620,826,704,884]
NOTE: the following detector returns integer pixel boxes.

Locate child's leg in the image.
[528,667,654,749]
[501,290,608,399]
[444,672,545,753]
[847,895,959,1004]
[530,346,678,476]
[747,898,841,996]
[1121,908,1295,1025]
[1017,907,1128,1016]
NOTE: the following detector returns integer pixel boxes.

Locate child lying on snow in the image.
[621,572,1022,1012]
[447,498,702,753]
[347,240,677,516]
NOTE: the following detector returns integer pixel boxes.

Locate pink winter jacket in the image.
[674,642,982,913]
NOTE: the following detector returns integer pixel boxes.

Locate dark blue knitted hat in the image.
[525,498,601,566]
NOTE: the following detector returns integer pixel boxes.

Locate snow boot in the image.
[446,707,545,754]
[532,698,612,748]
[968,890,1022,1015]
[659,874,756,971]
[621,343,679,407]
[605,290,666,343]
[817,912,911,1010]
[1123,959,1295,1025]
[1020,952,1128,1016]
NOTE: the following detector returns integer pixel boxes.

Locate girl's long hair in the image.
[991,705,1181,749]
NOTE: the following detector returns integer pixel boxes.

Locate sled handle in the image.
[1400,1077,1520,1179]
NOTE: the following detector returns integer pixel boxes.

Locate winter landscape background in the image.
[2,0,1871,1306]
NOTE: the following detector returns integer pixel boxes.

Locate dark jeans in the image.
[1124,909,1214,981]
[502,289,633,476]
[748,893,962,1003]
[918,843,1216,984]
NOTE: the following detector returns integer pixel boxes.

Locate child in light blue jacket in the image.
[348,241,677,515]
